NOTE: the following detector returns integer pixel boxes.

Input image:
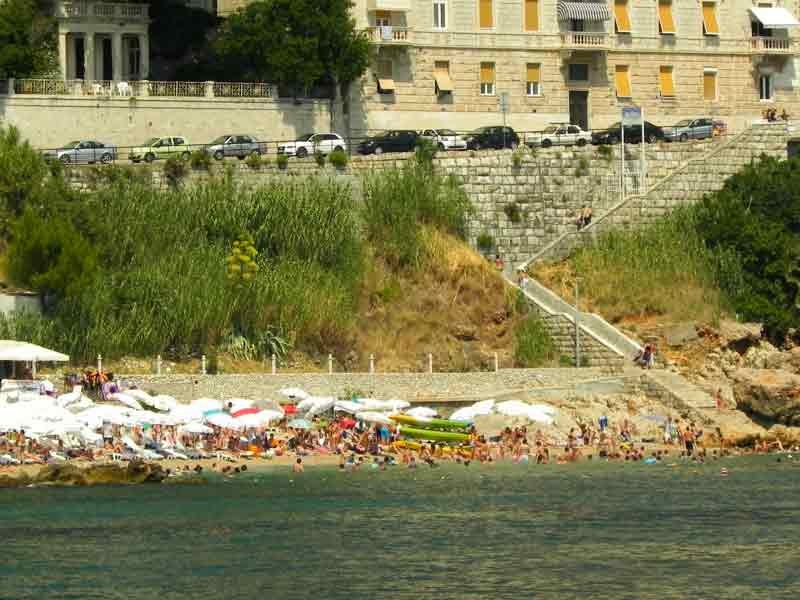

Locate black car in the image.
[592,121,665,145]
[464,126,520,150]
[357,130,419,155]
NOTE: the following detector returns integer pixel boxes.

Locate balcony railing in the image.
[366,26,413,44]
[57,1,149,21]
[367,0,411,10]
[751,36,793,53]
[7,79,276,99]
[560,32,609,49]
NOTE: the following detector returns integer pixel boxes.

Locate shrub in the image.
[314,150,326,167]
[575,157,590,177]
[276,154,289,170]
[504,202,522,223]
[598,145,613,161]
[329,149,348,170]
[163,155,187,187]
[0,126,50,218]
[245,152,263,170]
[86,164,151,188]
[415,137,438,167]
[512,148,525,168]
[190,148,213,171]
[514,313,557,367]
[476,231,495,253]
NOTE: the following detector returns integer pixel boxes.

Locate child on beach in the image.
[293,458,304,473]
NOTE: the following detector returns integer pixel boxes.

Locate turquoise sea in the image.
[1,457,799,599]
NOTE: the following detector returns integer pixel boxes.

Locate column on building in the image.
[58,31,68,79]
[84,32,95,81]
[139,34,149,80]
[112,32,124,81]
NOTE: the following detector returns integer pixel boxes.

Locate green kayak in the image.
[400,427,470,443]
[390,415,472,430]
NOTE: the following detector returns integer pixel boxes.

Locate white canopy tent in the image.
[749,7,800,28]
[0,340,69,378]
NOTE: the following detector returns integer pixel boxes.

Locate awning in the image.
[377,78,395,91]
[434,71,453,92]
[0,341,69,362]
[558,1,612,21]
[749,7,800,28]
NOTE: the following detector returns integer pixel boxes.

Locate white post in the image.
[58,31,68,79]
[271,354,276,375]
[640,106,646,194]
[369,354,375,374]
[111,32,123,83]
[328,353,333,374]
[97,354,102,374]
[32,359,37,379]
[156,355,162,375]
[201,355,207,375]
[428,353,433,374]
[494,352,499,373]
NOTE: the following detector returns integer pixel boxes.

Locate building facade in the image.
[348,0,800,132]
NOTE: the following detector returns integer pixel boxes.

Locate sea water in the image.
[1,457,798,599]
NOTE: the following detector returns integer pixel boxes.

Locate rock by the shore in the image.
[731,368,800,425]
[0,461,169,488]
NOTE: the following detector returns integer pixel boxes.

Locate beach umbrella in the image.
[257,409,284,423]
[232,407,259,418]
[179,422,213,435]
[252,398,283,412]
[339,417,356,429]
[205,412,241,430]
[406,407,438,419]
[283,404,298,415]
[190,398,223,413]
[333,400,362,414]
[305,397,336,418]
[279,388,310,401]
[288,418,312,430]
[356,411,393,425]
[109,393,143,411]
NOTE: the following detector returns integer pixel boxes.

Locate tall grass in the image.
[514,313,557,367]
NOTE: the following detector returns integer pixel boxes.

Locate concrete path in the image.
[645,369,717,410]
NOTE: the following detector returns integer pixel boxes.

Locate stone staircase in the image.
[644,369,717,411]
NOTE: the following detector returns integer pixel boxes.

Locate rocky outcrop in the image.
[731,368,800,425]
[0,461,169,488]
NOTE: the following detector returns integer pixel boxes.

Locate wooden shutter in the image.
[615,65,631,97]
[525,0,539,32]
[480,0,493,28]
[703,71,716,100]
[702,3,719,35]
[659,66,675,97]
[434,61,453,92]
[526,63,540,84]
[658,1,676,34]
[614,1,632,33]
[480,62,495,83]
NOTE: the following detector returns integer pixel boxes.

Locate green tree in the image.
[0,0,57,78]
[0,126,50,234]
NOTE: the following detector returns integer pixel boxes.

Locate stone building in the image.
[55,1,150,81]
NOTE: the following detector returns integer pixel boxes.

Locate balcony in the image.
[750,36,794,54]
[367,0,411,10]
[56,1,149,22]
[366,26,413,45]
[560,32,610,50]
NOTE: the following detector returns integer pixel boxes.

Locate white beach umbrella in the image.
[179,422,213,435]
[205,412,242,430]
[279,387,310,401]
[305,397,336,418]
[227,398,254,414]
[190,398,224,413]
[109,393,143,411]
[334,400,363,414]
[356,411,393,425]
[406,407,438,419]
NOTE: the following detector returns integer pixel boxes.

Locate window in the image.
[659,66,675,97]
[377,59,395,94]
[526,63,541,96]
[375,11,391,27]
[615,65,632,98]
[434,61,453,94]
[433,0,446,30]
[480,62,495,95]
[525,0,539,32]
[614,0,631,34]
[479,0,493,29]
[568,63,589,82]
[702,2,719,36]
[658,1,676,35]
[759,74,773,100]
[703,69,717,101]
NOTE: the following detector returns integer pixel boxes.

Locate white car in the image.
[419,128,468,151]
[277,133,347,158]
[527,124,592,148]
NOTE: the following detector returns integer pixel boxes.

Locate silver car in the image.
[43,140,118,164]
[206,134,263,160]
[664,118,715,142]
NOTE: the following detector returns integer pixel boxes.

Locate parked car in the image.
[464,126,520,150]
[277,133,347,157]
[526,124,592,148]
[42,140,118,164]
[664,118,715,142]
[419,128,468,151]
[357,130,418,155]
[207,134,263,160]
[592,121,665,145]
[129,136,191,163]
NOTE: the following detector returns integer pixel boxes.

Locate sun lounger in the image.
[0,454,20,465]
[122,436,163,461]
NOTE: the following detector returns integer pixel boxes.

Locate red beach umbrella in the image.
[232,407,259,418]
[283,404,298,415]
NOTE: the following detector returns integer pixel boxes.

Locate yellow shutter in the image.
[526,63,540,84]
[480,0,493,28]
[658,1,676,34]
[614,1,632,33]
[480,62,495,83]
[615,65,631,97]
[525,0,539,32]
[434,61,453,92]
[375,10,390,24]
[702,3,719,35]
[659,66,675,97]
[703,71,716,100]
